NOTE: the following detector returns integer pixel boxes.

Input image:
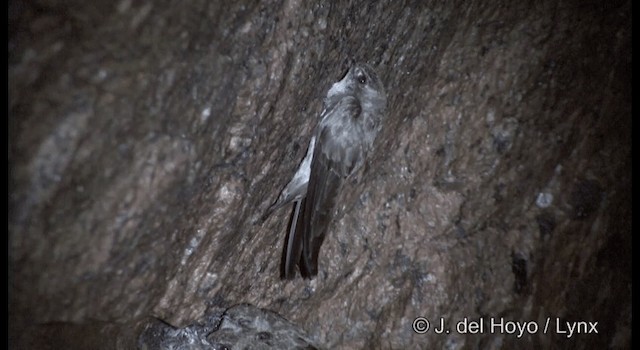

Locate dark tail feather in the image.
[283,198,305,279]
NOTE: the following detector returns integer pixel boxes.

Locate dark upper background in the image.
[9,0,631,348]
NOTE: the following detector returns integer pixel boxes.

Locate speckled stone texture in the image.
[137,304,318,349]
[10,0,630,349]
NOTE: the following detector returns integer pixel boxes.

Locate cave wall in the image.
[9,0,630,348]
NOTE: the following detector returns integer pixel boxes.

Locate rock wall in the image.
[9,0,630,348]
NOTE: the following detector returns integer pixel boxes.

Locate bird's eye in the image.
[357,74,367,84]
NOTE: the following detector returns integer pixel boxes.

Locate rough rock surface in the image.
[137,304,319,350]
[9,0,630,349]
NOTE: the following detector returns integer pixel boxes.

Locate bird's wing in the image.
[298,95,363,278]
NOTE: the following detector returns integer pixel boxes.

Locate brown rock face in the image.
[9,0,630,349]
